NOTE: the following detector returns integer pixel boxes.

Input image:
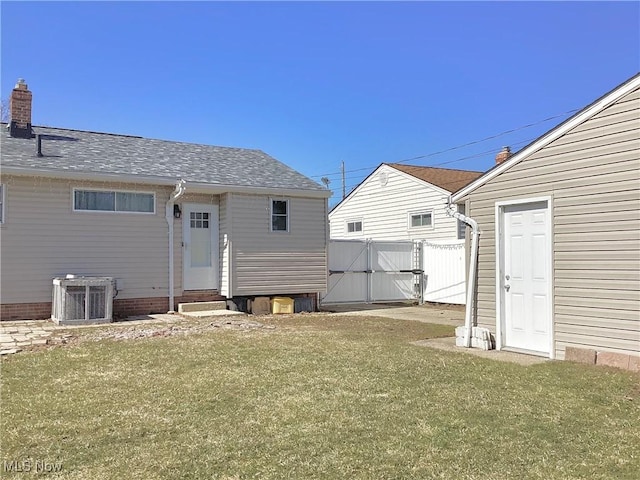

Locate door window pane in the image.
[190,213,211,267]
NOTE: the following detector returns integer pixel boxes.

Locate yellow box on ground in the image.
[271,297,294,314]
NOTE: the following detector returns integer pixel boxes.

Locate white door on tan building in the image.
[183,204,219,291]
[500,200,552,355]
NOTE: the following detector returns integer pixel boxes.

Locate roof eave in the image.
[0,165,332,199]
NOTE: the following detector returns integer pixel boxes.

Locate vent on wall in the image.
[52,276,114,325]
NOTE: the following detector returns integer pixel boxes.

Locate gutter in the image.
[446,201,480,348]
[166,179,186,313]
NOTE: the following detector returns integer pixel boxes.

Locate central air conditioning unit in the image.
[52,276,114,325]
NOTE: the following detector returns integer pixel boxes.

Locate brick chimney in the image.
[9,78,33,139]
[495,146,511,164]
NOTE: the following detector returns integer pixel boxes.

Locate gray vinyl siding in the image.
[459,86,640,359]
[329,166,458,242]
[229,193,327,296]
[0,175,173,304]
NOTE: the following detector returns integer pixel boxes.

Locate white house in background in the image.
[329,163,482,242]
[326,163,483,306]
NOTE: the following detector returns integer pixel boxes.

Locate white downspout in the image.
[166,179,186,313]
[446,202,479,348]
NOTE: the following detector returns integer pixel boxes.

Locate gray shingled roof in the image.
[0,124,325,192]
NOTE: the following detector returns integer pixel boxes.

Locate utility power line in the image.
[311,108,578,180]
[324,136,536,198]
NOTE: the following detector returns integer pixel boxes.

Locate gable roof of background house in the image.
[0,124,327,194]
[451,72,640,202]
[329,162,483,213]
[388,163,483,193]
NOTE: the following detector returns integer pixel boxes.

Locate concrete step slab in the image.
[180,309,245,318]
[178,301,227,313]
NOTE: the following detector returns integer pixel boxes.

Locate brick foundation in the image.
[566,346,639,373]
[112,297,171,318]
[1,302,52,321]
[0,292,227,321]
[1,292,318,321]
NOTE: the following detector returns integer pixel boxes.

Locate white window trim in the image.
[270,198,289,233]
[72,187,156,214]
[0,184,5,224]
[345,218,364,235]
[408,210,434,230]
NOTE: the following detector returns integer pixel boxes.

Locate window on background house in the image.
[0,184,4,223]
[74,189,155,213]
[271,199,289,232]
[409,211,433,228]
[457,204,466,240]
[346,220,363,234]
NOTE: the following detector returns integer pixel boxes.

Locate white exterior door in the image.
[501,201,551,354]
[183,204,219,291]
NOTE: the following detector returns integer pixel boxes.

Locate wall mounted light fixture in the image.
[173,204,182,219]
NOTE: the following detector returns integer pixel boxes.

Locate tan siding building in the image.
[0,80,330,320]
[0,176,172,303]
[452,74,640,370]
[223,193,328,297]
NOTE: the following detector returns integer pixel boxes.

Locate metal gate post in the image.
[366,239,372,303]
[415,241,424,304]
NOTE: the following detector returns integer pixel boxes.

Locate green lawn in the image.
[1,315,638,479]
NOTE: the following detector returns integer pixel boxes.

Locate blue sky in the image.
[2,1,638,206]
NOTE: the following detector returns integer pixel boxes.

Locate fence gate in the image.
[422,240,466,305]
[322,240,421,304]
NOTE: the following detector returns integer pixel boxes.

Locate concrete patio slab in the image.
[323,302,465,327]
[413,336,549,366]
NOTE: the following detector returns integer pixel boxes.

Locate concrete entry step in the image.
[180,309,245,318]
[178,301,227,313]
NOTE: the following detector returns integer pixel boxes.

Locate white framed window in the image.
[0,184,5,224]
[73,189,155,214]
[409,211,433,229]
[457,204,466,240]
[346,219,363,234]
[271,199,289,232]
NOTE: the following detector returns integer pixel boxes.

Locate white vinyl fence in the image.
[322,239,466,306]
[322,240,419,304]
[422,240,466,305]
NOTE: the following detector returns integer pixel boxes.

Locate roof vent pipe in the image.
[36,134,43,157]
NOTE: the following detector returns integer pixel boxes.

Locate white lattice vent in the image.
[52,276,114,325]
